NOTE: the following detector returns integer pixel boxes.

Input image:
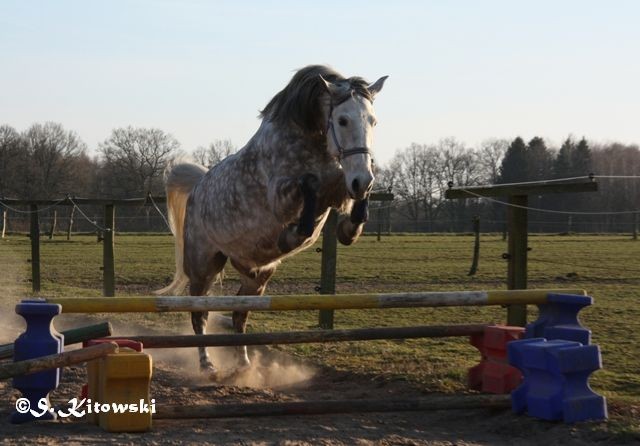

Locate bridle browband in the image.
[326,93,373,161]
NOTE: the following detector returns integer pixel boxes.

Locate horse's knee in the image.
[298,174,319,236]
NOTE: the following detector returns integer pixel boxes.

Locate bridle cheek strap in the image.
[326,96,374,162]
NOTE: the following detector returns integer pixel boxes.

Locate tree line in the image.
[377,136,640,233]
[1,122,638,233]
[0,122,236,200]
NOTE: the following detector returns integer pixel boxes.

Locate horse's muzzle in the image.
[348,173,374,200]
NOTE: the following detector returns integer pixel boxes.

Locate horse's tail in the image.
[154,161,208,296]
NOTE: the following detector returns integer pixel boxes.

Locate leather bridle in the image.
[326,93,373,161]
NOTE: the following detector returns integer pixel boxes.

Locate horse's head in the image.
[260,65,388,199]
[320,75,388,200]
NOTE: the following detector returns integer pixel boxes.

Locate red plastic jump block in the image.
[468,325,525,394]
[84,338,143,351]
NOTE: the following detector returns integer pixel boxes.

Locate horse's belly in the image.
[216,210,330,269]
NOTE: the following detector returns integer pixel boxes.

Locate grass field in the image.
[1,232,638,435]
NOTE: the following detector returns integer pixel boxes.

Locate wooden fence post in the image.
[1,205,6,238]
[66,206,75,241]
[633,212,638,241]
[507,195,528,326]
[319,210,338,329]
[103,204,115,297]
[29,205,41,293]
[445,181,597,328]
[468,216,480,276]
[48,210,57,240]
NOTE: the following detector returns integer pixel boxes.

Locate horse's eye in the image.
[338,117,348,127]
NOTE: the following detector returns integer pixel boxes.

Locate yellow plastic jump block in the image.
[98,351,153,432]
[85,343,153,432]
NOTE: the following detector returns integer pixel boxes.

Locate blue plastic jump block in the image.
[11,301,63,424]
[525,293,592,345]
[508,338,607,423]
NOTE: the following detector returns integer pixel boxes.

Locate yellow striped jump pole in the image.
[44,289,587,314]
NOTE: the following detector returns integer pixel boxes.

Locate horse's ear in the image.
[319,75,350,98]
[368,76,389,99]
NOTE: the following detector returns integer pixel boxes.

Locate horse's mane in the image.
[260,65,372,134]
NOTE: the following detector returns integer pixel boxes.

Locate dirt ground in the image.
[0,350,632,446]
[0,314,636,446]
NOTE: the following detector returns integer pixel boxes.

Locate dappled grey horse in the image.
[155,65,387,376]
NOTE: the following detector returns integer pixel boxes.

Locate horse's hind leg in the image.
[185,250,228,373]
[231,262,276,369]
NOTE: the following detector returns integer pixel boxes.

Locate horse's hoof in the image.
[200,362,219,381]
[225,363,252,381]
[337,219,356,246]
[207,371,220,382]
[235,361,251,374]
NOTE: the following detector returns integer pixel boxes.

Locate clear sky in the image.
[1,0,639,164]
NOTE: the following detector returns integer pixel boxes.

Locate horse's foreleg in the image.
[269,174,320,254]
[337,198,369,246]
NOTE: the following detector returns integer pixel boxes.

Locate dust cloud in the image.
[137,315,316,390]
[0,312,24,345]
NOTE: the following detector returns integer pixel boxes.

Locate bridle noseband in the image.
[326,93,373,161]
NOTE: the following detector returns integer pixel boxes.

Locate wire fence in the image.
[1,213,637,237]
[0,174,638,236]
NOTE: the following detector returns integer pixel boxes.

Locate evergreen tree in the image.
[526,136,553,180]
[571,137,592,176]
[498,137,528,183]
[554,137,575,178]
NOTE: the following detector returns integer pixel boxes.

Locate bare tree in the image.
[478,138,509,183]
[192,139,236,168]
[0,125,22,197]
[21,122,87,199]
[437,137,482,187]
[386,144,428,223]
[435,138,483,231]
[99,127,180,196]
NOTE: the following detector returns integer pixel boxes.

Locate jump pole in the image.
[0,342,118,380]
[113,324,488,349]
[154,394,511,419]
[0,321,113,360]
[44,289,586,313]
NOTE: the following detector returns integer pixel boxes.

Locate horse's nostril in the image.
[351,178,360,194]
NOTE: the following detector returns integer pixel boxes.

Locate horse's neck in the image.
[250,121,328,171]
[251,121,349,208]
